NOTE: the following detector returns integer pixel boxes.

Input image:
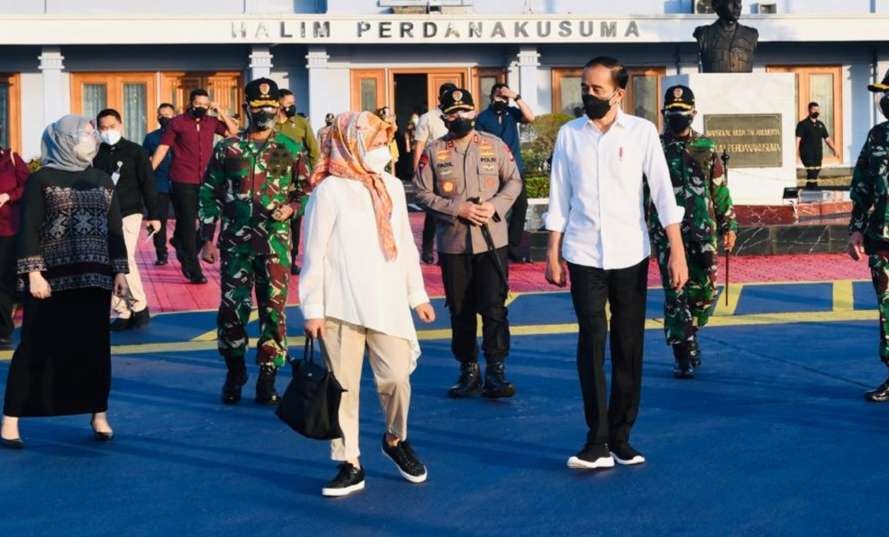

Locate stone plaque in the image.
[703,114,783,168]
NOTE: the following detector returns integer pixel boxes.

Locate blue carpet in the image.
[0,318,886,536]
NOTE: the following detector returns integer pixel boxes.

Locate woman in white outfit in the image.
[300,111,435,498]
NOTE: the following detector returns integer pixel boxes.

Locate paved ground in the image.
[0,217,885,536]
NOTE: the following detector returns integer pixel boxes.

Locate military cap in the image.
[245,78,280,108]
[439,87,475,114]
[664,85,695,111]
[868,69,889,93]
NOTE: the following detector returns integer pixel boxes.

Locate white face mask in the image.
[364,146,391,174]
[99,129,122,146]
[73,135,99,163]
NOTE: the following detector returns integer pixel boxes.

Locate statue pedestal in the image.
[662,73,797,206]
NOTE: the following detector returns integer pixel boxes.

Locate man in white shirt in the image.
[413,82,456,264]
[545,57,689,470]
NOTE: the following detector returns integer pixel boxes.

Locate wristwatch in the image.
[514,94,522,102]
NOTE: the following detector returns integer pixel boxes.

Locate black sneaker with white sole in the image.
[321,463,366,497]
[381,435,428,483]
[567,443,615,470]
[610,443,646,465]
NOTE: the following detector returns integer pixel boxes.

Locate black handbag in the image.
[275,337,345,440]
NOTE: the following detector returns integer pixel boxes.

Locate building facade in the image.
[1,0,888,165]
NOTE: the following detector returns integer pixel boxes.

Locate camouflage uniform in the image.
[849,121,889,362]
[199,132,308,367]
[649,131,738,350]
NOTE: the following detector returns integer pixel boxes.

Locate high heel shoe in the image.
[90,419,114,442]
[1,437,24,450]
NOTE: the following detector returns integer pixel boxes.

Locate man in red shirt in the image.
[0,142,28,346]
[150,89,238,283]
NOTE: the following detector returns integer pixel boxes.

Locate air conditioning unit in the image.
[694,0,714,14]
[756,2,778,14]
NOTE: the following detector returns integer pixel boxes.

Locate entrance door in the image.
[71,72,157,142]
[767,65,844,164]
[426,71,466,108]
[160,71,244,123]
[350,69,387,112]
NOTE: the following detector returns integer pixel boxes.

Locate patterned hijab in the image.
[41,115,99,172]
[310,111,398,261]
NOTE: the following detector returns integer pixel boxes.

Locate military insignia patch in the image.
[452,90,463,103]
[484,176,498,190]
[673,87,684,100]
[259,82,271,97]
[441,180,456,194]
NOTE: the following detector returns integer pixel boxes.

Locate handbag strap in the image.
[304,336,316,364]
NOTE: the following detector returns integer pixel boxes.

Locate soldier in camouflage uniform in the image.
[649,85,738,379]
[848,69,889,402]
[198,78,309,405]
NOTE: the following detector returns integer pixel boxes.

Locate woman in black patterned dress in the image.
[0,115,129,449]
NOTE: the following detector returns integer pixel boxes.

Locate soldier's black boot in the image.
[255,364,280,406]
[865,376,889,403]
[448,362,483,398]
[482,361,516,399]
[672,342,695,379]
[690,334,702,369]
[221,356,248,405]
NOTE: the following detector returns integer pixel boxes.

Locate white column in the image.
[38,46,66,127]
[248,45,274,80]
[306,46,330,133]
[515,46,540,113]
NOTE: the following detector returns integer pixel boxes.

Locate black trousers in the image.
[153,192,171,258]
[290,215,302,261]
[568,259,648,447]
[421,212,436,255]
[507,180,528,255]
[439,248,510,364]
[170,182,203,276]
[0,236,16,338]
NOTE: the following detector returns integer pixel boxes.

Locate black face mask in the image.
[283,105,297,118]
[666,114,693,134]
[881,95,889,121]
[492,100,508,114]
[810,112,820,119]
[582,93,615,120]
[445,118,475,138]
[191,107,208,118]
[249,109,278,130]
[158,117,171,129]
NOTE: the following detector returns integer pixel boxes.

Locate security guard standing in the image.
[199,78,309,405]
[414,87,522,399]
[650,85,737,379]
[848,69,889,402]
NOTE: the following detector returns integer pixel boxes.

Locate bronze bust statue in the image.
[694,0,759,73]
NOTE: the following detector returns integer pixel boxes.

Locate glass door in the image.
[350,69,387,113]
[768,65,844,164]
[71,73,156,141]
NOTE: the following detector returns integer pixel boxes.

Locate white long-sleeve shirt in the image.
[545,112,685,270]
[299,174,430,366]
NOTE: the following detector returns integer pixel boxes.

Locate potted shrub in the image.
[520,113,571,231]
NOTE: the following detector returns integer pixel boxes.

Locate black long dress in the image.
[3,167,127,417]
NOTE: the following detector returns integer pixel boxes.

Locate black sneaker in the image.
[610,443,646,465]
[322,463,366,497]
[865,377,889,403]
[130,307,151,329]
[110,316,132,332]
[567,443,614,470]
[381,435,428,484]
